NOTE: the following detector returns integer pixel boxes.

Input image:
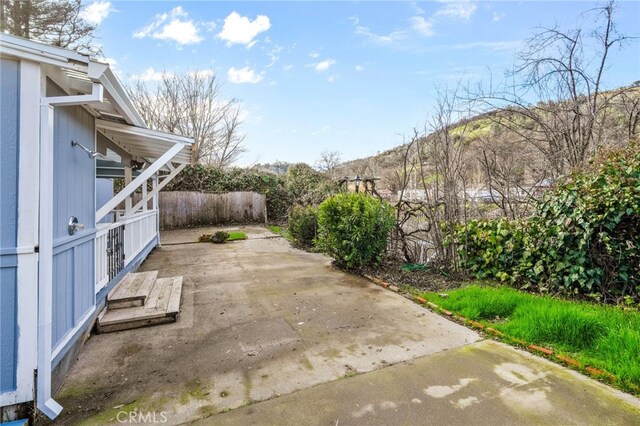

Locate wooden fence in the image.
[154,191,266,229]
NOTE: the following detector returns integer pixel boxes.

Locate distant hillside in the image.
[335,86,640,194]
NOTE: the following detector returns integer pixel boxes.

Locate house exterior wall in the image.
[0,58,20,394]
[47,80,96,351]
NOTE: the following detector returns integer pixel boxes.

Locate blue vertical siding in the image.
[0,263,18,393]
[47,80,96,348]
[0,58,20,393]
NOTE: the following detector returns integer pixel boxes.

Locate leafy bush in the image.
[288,205,318,247]
[316,193,395,269]
[286,163,336,205]
[456,144,640,302]
[455,219,525,283]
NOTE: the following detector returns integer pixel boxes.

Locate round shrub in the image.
[316,193,395,269]
[288,205,318,247]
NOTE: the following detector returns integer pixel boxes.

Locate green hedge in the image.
[288,205,318,248]
[316,193,395,269]
[456,144,640,302]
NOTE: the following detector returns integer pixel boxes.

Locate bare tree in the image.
[389,84,475,269]
[1,0,98,54]
[314,150,342,178]
[618,87,640,141]
[212,104,246,167]
[473,0,630,178]
[127,70,246,168]
[415,85,475,270]
[474,131,540,219]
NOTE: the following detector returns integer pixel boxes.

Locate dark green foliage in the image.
[285,163,331,205]
[456,144,640,302]
[455,219,525,283]
[316,193,396,269]
[288,205,318,247]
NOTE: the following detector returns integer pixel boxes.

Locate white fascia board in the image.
[0,35,146,129]
[89,63,146,127]
[96,119,194,145]
[0,34,89,72]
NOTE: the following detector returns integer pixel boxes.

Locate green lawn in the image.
[226,231,247,241]
[420,285,640,394]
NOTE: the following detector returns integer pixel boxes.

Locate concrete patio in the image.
[52,226,640,425]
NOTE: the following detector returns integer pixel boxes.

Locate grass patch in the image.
[226,231,247,241]
[267,225,282,234]
[422,285,640,394]
[267,225,289,238]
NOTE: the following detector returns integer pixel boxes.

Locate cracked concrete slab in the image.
[52,226,479,425]
[208,340,640,426]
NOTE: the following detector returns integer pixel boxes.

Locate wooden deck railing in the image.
[95,210,158,293]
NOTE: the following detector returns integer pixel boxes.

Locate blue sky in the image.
[84,1,640,166]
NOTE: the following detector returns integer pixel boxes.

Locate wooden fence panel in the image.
[155,191,266,229]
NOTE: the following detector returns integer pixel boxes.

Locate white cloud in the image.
[266,45,283,67]
[227,66,263,84]
[217,12,271,47]
[354,23,407,44]
[409,16,434,37]
[309,51,321,58]
[492,12,505,22]
[155,19,202,45]
[81,1,113,25]
[436,1,478,21]
[355,65,364,72]
[327,75,339,83]
[313,59,336,73]
[283,64,293,71]
[411,2,426,15]
[133,7,203,45]
[136,67,171,82]
[349,16,407,44]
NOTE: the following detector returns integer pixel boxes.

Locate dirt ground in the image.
[51,226,479,425]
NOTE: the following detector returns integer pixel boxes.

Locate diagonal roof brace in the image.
[96,142,185,222]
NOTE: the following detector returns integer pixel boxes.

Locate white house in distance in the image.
[0,34,194,421]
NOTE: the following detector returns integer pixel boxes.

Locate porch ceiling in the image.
[96,119,193,165]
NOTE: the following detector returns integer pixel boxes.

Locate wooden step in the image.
[107,271,158,309]
[97,276,183,333]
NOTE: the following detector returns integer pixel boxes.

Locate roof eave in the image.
[89,62,146,127]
